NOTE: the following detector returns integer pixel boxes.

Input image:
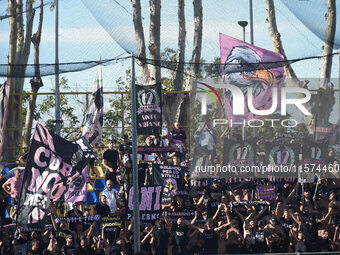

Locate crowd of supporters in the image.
[0,121,340,255]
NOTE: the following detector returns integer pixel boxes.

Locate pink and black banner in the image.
[64,166,87,202]
[220,33,285,126]
[17,123,92,230]
[127,185,163,221]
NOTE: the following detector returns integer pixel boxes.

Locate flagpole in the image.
[131,53,140,252]
[338,49,340,146]
[55,0,61,135]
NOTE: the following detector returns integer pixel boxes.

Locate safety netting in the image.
[0,0,339,78]
[281,0,340,50]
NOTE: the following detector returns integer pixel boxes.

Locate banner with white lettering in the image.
[55,214,100,224]
[223,138,257,167]
[164,210,198,223]
[127,185,162,222]
[152,164,188,205]
[136,83,162,135]
[17,123,91,230]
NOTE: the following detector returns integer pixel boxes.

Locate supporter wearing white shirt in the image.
[101,179,119,214]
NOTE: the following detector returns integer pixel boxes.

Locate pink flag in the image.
[64,167,88,202]
[220,33,285,127]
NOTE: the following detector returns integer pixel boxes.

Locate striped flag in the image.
[0,80,10,160]
[82,64,103,146]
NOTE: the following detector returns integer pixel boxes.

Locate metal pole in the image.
[242,27,246,141]
[249,0,254,45]
[338,49,340,146]
[55,0,61,135]
[249,0,257,138]
[131,53,140,252]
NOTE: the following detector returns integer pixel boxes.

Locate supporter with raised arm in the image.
[100,179,120,215]
[264,216,286,252]
[190,218,230,254]
[150,221,169,255]
[225,220,243,254]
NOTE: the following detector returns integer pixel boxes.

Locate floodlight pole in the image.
[338,49,340,146]
[238,21,248,141]
[55,0,61,135]
[131,53,140,253]
[250,0,254,45]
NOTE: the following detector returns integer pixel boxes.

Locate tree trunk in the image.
[2,0,18,166]
[23,0,44,149]
[265,0,314,132]
[177,0,202,126]
[174,0,186,92]
[132,0,150,84]
[2,0,35,166]
[162,0,186,127]
[149,0,161,84]
[315,0,336,138]
[319,0,336,89]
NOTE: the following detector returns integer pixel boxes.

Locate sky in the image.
[0,0,339,121]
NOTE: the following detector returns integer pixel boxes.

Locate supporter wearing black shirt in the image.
[67,202,83,231]
[0,170,8,221]
[52,219,72,247]
[189,235,206,255]
[0,234,13,254]
[119,135,132,184]
[75,236,93,255]
[170,122,187,145]
[102,139,120,184]
[170,217,189,255]
[192,219,230,255]
[95,194,110,218]
[170,122,187,161]
[316,229,333,252]
[138,162,148,186]
[119,135,132,156]
[203,228,218,254]
[205,196,220,218]
[151,222,170,255]
[253,224,269,253]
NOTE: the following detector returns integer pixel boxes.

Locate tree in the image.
[265,0,337,135]
[177,0,203,126]
[22,0,44,149]
[162,0,186,127]
[35,77,81,140]
[131,0,203,128]
[2,0,35,166]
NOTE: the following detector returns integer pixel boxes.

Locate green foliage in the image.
[36,76,81,139]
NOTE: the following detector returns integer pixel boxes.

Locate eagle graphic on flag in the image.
[220,33,285,126]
